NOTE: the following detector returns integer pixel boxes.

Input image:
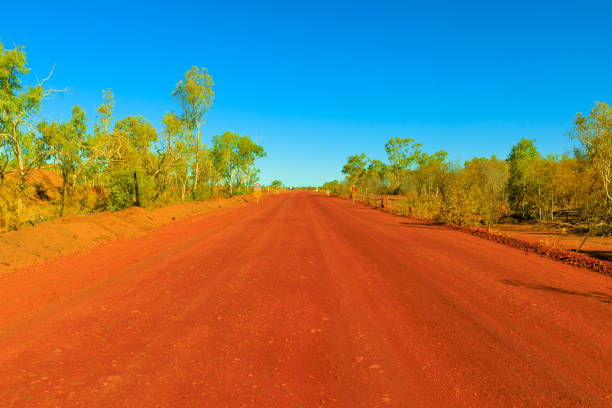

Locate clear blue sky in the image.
[2,0,611,186]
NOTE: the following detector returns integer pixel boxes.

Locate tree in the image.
[195,146,219,198]
[111,116,158,208]
[0,131,11,185]
[211,131,265,195]
[235,135,266,189]
[385,138,422,174]
[341,153,368,184]
[362,159,389,196]
[321,180,340,194]
[507,138,540,218]
[212,131,239,195]
[415,150,448,196]
[38,106,88,216]
[270,180,283,188]
[87,90,115,188]
[0,42,64,185]
[571,101,612,212]
[463,156,508,225]
[172,67,214,198]
[161,112,189,200]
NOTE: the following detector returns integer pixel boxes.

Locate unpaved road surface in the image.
[1,192,611,407]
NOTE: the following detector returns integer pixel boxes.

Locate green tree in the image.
[211,131,265,195]
[38,106,88,216]
[212,131,239,195]
[342,153,368,184]
[172,67,215,198]
[415,150,448,196]
[0,130,11,184]
[463,156,509,225]
[87,90,115,188]
[161,112,190,200]
[270,180,283,188]
[362,159,389,196]
[195,146,219,198]
[111,116,158,208]
[385,138,422,174]
[321,180,340,194]
[0,42,63,185]
[571,101,612,211]
[235,135,266,189]
[507,138,540,218]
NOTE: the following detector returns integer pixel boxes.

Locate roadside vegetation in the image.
[324,102,611,238]
[0,42,267,232]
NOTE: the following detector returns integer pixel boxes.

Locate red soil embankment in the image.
[0,195,258,274]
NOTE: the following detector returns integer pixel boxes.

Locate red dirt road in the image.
[1,192,611,407]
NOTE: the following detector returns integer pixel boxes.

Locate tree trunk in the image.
[60,176,67,217]
[181,169,189,202]
[72,173,78,202]
[13,126,26,187]
[193,161,200,198]
[576,231,591,253]
[133,171,141,207]
[229,172,233,196]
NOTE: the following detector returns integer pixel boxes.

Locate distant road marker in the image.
[350,184,358,203]
[253,182,263,203]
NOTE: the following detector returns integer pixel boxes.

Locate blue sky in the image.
[2,0,611,186]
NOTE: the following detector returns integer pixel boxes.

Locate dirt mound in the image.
[0,194,261,274]
[7,168,63,201]
[25,168,63,188]
[445,225,612,277]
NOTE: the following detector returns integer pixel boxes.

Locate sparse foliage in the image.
[0,45,267,231]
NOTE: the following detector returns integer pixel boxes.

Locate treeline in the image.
[0,43,266,229]
[323,102,611,231]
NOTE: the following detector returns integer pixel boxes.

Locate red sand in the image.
[0,192,611,407]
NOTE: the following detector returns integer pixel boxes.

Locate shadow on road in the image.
[580,250,612,262]
[501,279,612,305]
[398,222,439,230]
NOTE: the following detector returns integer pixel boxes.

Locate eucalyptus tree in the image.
[159,112,188,200]
[0,134,10,184]
[415,150,448,196]
[172,67,214,198]
[341,153,368,185]
[111,116,158,208]
[235,135,266,189]
[571,102,612,212]
[86,90,115,187]
[212,131,265,195]
[0,42,64,185]
[212,131,239,195]
[37,106,88,216]
[507,138,540,218]
[385,138,422,174]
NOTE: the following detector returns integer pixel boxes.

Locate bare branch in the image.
[39,63,56,87]
[43,88,69,98]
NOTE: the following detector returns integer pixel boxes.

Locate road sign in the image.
[350,184,357,193]
[254,189,262,204]
[254,182,262,191]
